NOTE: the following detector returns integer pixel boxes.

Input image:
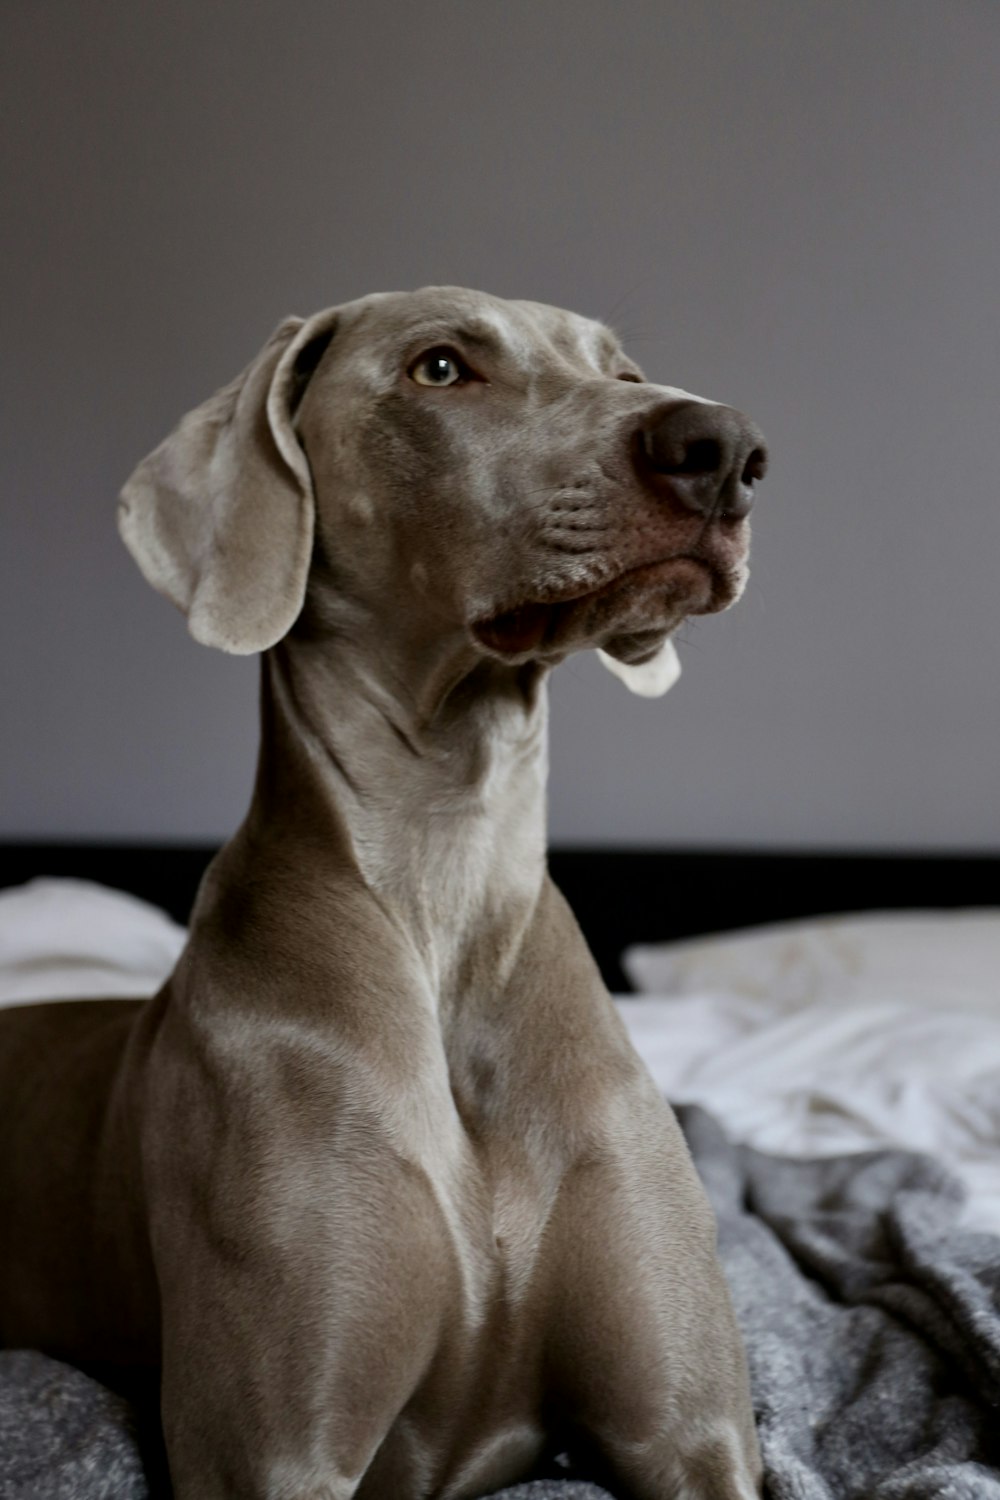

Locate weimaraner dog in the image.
[0,287,768,1499]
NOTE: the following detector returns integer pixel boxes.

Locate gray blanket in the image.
[3,1106,999,1499]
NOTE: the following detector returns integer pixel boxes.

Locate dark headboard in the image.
[548,847,999,989]
[3,841,997,992]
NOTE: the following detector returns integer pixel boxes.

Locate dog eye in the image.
[616,371,643,383]
[409,348,471,387]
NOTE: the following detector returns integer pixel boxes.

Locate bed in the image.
[1,842,999,1498]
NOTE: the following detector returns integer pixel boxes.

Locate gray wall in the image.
[2,0,998,848]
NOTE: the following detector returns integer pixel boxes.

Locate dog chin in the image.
[471,604,681,666]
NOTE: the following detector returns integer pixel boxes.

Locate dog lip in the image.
[473,552,717,657]
[579,552,715,608]
[473,601,555,655]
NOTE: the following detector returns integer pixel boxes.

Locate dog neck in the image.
[248,635,550,1008]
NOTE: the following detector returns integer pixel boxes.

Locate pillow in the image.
[622,909,1000,1012]
[0,878,185,1007]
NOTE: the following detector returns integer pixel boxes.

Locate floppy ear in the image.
[597,639,682,697]
[118,308,339,653]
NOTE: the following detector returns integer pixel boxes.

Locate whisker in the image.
[518,483,575,500]
[599,276,659,334]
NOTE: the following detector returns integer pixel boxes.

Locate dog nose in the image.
[636,400,768,520]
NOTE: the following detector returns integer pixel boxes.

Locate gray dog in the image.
[0,287,768,1499]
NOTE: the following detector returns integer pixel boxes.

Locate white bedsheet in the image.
[3,880,999,1235]
[620,909,1000,1233]
[616,988,1000,1234]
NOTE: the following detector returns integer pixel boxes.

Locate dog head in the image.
[119,287,766,697]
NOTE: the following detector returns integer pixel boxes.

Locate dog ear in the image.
[118,309,339,654]
[597,639,681,697]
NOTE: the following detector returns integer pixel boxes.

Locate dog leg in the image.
[542,1137,762,1500]
[151,1151,460,1499]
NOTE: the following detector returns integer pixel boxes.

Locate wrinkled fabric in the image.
[3,1108,1000,1498]
[616,983,1000,1235]
[681,1104,1000,1500]
[0,1350,148,1499]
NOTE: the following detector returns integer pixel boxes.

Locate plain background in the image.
[2,0,998,849]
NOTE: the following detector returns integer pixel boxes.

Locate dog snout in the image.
[635,400,768,521]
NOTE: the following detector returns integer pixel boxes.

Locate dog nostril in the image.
[742,447,768,486]
[652,436,722,477]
